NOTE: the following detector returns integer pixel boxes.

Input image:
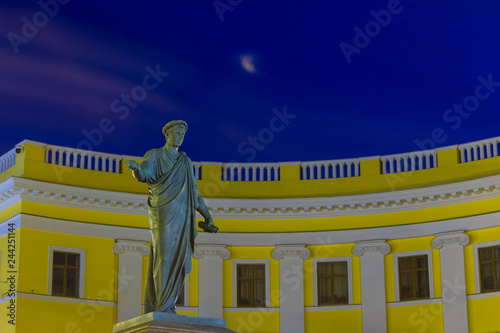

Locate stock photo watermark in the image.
[339,0,404,64]
[213,0,244,22]
[8,0,71,54]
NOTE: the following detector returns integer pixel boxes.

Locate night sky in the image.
[1,1,499,163]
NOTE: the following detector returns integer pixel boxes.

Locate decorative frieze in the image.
[193,244,230,260]
[431,231,470,249]
[113,240,150,257]
[352,240,390,256]
[272,245,310,260]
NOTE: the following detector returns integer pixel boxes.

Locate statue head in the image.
[162,120,188,147]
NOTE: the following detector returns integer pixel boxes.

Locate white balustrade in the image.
[45,145,123,173]
[222,162,280,181]
[458,136,500,163]
[380,149,437,174]
[301,158,359,180]
[192,162,202,180]
[0,148,16,174]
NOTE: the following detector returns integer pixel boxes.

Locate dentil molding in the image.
[2,173,500,219]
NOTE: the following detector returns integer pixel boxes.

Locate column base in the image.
[113,312,237,333]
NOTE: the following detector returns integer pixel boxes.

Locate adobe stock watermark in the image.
[213,0,244,22]
[402,277,465,333]
[8,0,71,54]
[414,74,499,151]
[339,0,404,64]
[77,64,170,152]
[202,105,296,197]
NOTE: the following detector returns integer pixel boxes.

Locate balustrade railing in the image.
[45,145,123,173]
[301,158,360,180]
[4,135,500,181]
[458,136,500,163]
[381,149,437,174]
[0,148,16,174]
[222,162,280,181]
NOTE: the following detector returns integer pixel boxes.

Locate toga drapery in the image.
[138,148,198,313]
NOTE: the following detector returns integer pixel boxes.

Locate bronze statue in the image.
[125,120,218,314]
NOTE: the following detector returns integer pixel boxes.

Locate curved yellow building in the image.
[1,136,499,333]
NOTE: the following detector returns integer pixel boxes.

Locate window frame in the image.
[474,239,500,294]
[393,250,434,302]
[47,246,86,298]
[312,257,353,306]
[232,259,270,308]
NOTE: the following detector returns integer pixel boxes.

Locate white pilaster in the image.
[113,239,150,323]
[194,244,230,319]
[272,244,310,333]
[432,231,469,333]
[352,240,390,333]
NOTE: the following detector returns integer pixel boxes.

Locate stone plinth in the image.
[113,312,237,333]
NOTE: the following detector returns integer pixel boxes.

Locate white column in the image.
[272,244,310,333]
[432,231,470,333]
[113,240,150,323]
[352,240,390,333]
[194,244,230,319]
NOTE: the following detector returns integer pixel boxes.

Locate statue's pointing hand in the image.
[125,160,141,171]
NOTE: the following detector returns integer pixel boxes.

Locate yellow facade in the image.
[0,138,499,332]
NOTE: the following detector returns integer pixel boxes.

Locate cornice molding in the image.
[193,244,230,260]
[431,231,470,249]
[352,240,390,256]
[113,239,150,256]
[1,173,500,219]
[272,245,310,260]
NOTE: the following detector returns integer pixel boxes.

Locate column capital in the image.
[113,239,150,257]
[193,244,230,260]
[272,244,310,260]
[352,240,390,257]
[432,230,469,249]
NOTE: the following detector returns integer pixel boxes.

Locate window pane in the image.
[480,248,493,261]
[415,256,428,269]
[318,262,333,275]
[481,263,495,291]
[238,265,251,278]
[253,279,266,306]
[66,268,78,297]
[53,252,66,266]
[254,265,265,279]
[416,270,430,298]
[495,247,500,260]
[400,272,414,299]
[399,257,413,270]
[238,280,251,306]
[52,267,64,295]
[67,253,79,267]
[496,263,500,291]
[318,277,332,304]
[333,262,347,275]
[334,276,348,304]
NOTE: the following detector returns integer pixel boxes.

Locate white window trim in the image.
[393,250,434,302]
[473,239,500,294]
[232,259,270,308]
[47,246,86,298]
[312,257,353,306]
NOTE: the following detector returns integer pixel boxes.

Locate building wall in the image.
[0,139,500,332]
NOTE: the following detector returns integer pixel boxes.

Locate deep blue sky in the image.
[1,1,499,162]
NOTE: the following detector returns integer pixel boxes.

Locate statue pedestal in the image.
[113,312,237,333]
